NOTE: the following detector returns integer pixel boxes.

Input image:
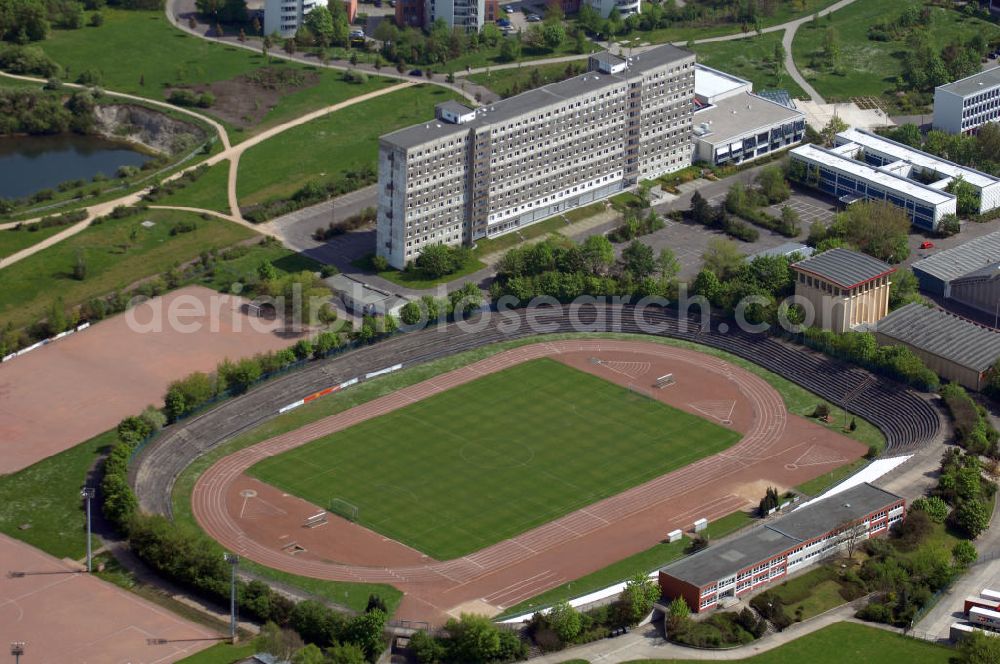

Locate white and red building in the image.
[658,483,905,613]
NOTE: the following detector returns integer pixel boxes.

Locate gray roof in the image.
[874,303,1000,373]
[911,230,1000,283]
[436,100,474,116]
[381,44,694,150]
[324,274,399,306]
[749,242,814,261]
[693,91,804,145]
[792,248,895,289]
[590,51,625,66]
[954,261,1000,283]
[660,484,902,588]
[937,66,1000,98]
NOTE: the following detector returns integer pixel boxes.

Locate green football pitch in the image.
[248,358,742,560]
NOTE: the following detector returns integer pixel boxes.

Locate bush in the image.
[910,496,949,523]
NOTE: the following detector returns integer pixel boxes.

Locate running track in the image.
[192,340,789,588]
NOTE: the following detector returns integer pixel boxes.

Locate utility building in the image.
[659,483,904,613]
[376,45,696,269]
[792,248,895,333]
[873,303,1000,391]
[912,230,1000,323]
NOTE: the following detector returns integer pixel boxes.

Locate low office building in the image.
[376,45,696,269]
[264,0,356,37]
[933,67,1000,135]
[912,230,1000,320]
[692,65,805,167]
[791,248,894,333]
[324,274,407,317]
[835,128,1000,216]
[788,143,958,232]
[873,303,1000,391]
[585,0,640,18]
[659,483,905,613]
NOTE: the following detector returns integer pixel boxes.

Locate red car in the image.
[920,241,935,249]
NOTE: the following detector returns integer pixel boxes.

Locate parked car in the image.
[920,241,935,249]
[409,68,423,76]
[527,13,541,21]
[503,4,514,11]
[497,17,511,26]
[350,28,365,38]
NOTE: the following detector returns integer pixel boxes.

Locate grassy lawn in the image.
[38,11,392,142]
[795,458,867,496]
[0,223,70,258]
[352,252,487,289]
[626,621,954,664]
[468,61,585,96]
[176,643,256,664]
[156,161,232,214]
[497,507,756,619]
[198,238,324,292]
[791,1,1000,101]
[0,209,256,331]
[0,430,112,560]
[444,40,595,74]
[472,203,608,258]
[237,85,461,208]
[690,33,809,100]
[248,357,741,559]
[767,565,847,621]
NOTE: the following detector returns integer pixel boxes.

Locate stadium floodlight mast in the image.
[223,553,239,642]
[10,642,24,664]
[81,487,95,573]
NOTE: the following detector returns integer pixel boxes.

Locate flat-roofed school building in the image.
[788,142,958,232]
[791,248,895,333]
[375,45,696,269]
[658,483,905,613]
[933,67,1000,135]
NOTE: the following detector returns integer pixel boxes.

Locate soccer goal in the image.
[654,373,675,389]
[330,498,359,522]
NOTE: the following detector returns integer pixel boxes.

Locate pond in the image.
[0,134,153,200]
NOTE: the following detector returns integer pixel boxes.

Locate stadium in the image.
[135,304,941,625]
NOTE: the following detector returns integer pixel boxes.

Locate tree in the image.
[621,240,655,279]
[580,234,614,274]
[665,596,690,634]
[410,630,446,664]
[541,21,564,49]
[73,249,88,280]
[820,115,848,147]
[756,165,790,203]
[499,36,521,62]
[956,500,989,539]
[958,629,1000,664]
[444,614,501,663]
[689,190,713,224]
[546,601,581,642]
[952,539,978,567]
[829,200,910,262]
[758,486,780,516]
[618,573,660,625]
[254,622,303,661]
[938,213,960,237]
[838,517,867,559]
[822,27,840,68]
[346,608,386,662]
[888,267,920,309]
[291,644,326,664]
[305,5,334,46]
[701,237,744,280]
[945,175,979,216]
[284,37,297,54]
[657,247,680,281]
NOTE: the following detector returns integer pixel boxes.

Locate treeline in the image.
[939,383,1000,458]
[243,166,376,223]
[313,207,375,241]
[489,234,680,304]
[880,123,1000,179]
[398,283,484,326]
[803,327,939,391]
[720,166,799,238]
[929,448,996,539]
[0,87,96,135]
[690,241,799,325]
[0,0,162,44]
[687,190,760,242]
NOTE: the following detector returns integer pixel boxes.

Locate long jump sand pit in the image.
[0,534,218,663]
[0,285,305,474]
[193,339,869,624]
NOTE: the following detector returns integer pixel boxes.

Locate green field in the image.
[38,11,391,141]
[690,33,808,100]
[249,357,741,560]
[0,209,255,330]
[0,223,70,259]
[791,1,1000,101]
[627,621,954,664]
[468,61,584,97]
[157,161,232,214]
[237,85,461,207]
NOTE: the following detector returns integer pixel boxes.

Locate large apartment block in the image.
[376,45,695,269]
[933,67,1000,134]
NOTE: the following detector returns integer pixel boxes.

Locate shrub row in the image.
[607,210,665,243]
[243,166,376,223]
[939,383,1000,457]
[313,207,376,241]
[143,163,211,203]
[802,327,940,391]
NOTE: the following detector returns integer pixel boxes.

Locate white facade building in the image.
[376,45,695,269]
[933,67,1000,134]
[264,0,327,37]
[424,0,485,32]
[584,0,641,18]
[789,142,958,232]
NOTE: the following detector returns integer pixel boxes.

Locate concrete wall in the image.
[933,88,965,134]
[794,274,891,333]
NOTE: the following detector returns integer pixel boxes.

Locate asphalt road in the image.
[131,304,942,519]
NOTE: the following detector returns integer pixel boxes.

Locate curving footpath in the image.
[132,304,942,522]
